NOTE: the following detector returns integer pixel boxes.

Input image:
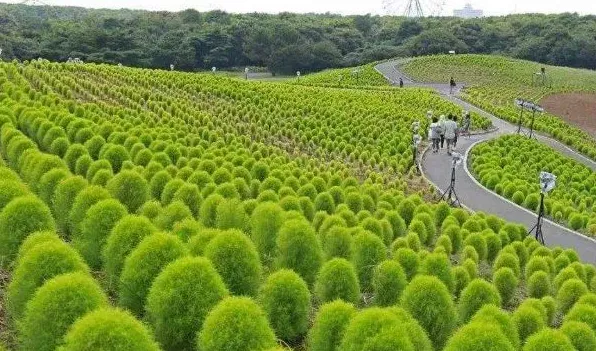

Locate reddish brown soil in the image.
[541,93,596,137]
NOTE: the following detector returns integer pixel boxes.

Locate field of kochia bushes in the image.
[471,135,596,236]
[403,54,596,160]
[0,58,594,351]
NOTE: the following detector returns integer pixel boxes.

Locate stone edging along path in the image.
[375,60,596,263]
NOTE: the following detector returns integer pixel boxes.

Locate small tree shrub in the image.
[187,228,223,256]
[453,266,471,298]
[401,275,457,349]
[459,278,501,323]
[204,229,262,296]
[513,305,547,344]
[419,252,454,293]
[215,198,246,230]
[200,193,225,228]
[494,252,521,278]
[59,308,160,351]
[352,230,387,292]
[146,257,228,351]
[118,233,187,316]
[275,219,323,287]
[315,258,360,304]
[323,227,353,260]
[197,297,276,351]
[307,300,356,351]
[528,271,552,299]
[15,230,60,264]
[250,202,284,264]
[443,323,514,351]
[557,278,588,314]
[493,267,519,306]
[394,247,419,281]
[472,304,520,349]
[18,272,108,351]
[106,170,150,213]
[154,200,193,230]
[0,196,55,267]
[259,269,311,342]
[68,185,111,238]
[6,241,88,322]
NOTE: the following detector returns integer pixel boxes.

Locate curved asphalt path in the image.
[376,60,596,263]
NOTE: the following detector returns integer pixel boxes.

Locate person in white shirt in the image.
[444,114,459,155]
[429,116,442,153]
[438,115,447,149]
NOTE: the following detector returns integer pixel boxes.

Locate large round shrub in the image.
[172,183,201,217]
[557,278,588,314]
[493,267,519,305]
[6,241,88,322]
[275,219,323,287]
[146,256,229,351]
[307,300,356,351]
[565,303,596,331]
[19,272,108,351]
[204,229,262,296]
[419,252,454,293]
[59,308,160,351]
[15,230,60,264]
[527,271,552,299]
[323,226,353,260]
[102,215,157,290]
[38,168,69,206]
[472,304,520,349]
[373,260,407,306]
[187,228,223,256]
[315,258,360,304]
[68,185,111,238]
[250,202,284,264]
[443,323,514,351]
[100,144,130,173]
[200,193,225,228]
[0,195,55,267]
[394,247,419,281]
[197,296,277,351]
[513,305,547,343]
[401,275,457,349]
[106,170,150,213]
[522,328,575,351]
[458,278,501,323]
[494,252,521,278]
[215,198,246,230]
[74,199,127,269]
[154,200,193,231]
[259,269,311,342]
[118,233,187,316]
[561,321,596,351]
[352,230,387,292]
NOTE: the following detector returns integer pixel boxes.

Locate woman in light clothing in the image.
[429,117,442,153]
[444,115,458,155]
[461,111,471,138]
[438,115,447,149]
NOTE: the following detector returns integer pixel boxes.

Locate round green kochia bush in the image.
[493,267,519,305]
[250,202,284,264]
[204,229,262,297]
[453,266,471,298]
[172,218,202,241]
[197,297,277,351]
[106,170,150,213]
[352,230,387,292]
[443,322,515,351]
[38,168,69,205]
[18,272,108,351]
[172,183,201,217]
[565,303,596,331]
[15,231,61,264]
[315,258,360,305]
[393,247,419,281]
[528,271,552,299]
[118,233,187,316]
[494,252,521,277]
[52,175,88,234]
[373,260,407,306]
[561,321,596,351]
[59,308,160,351]
[419,252,454,293]
[307,300,356,351]
[0,195,55,267]
[68,185,111,238]
[557,278,588,314]
[154,200,193,231]
[187,228,223,256]
[275,219,323,287]
[401,275,457,350]
[7,241,89,322]
[513,305,547,343]
[102,215,157,290]
[472,304,520,349]
[259,269,311,342]
[149,170,172,199]
[215,198,246,230]
[339,307,432,351]
[146,256,229,351]
[323,227,353,260]
[522,328,575,351]
[74,199,127,269]
[459,278,502,323]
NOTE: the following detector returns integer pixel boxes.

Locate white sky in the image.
[2,0,595,16]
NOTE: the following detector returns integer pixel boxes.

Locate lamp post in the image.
[440,152,463,207]
[529,172,556,245]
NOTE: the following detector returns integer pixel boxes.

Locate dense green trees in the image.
[2,4,596,74]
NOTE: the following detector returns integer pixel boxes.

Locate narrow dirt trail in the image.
[376,60,596,263]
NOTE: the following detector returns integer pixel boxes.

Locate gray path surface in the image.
[376,60,596,263]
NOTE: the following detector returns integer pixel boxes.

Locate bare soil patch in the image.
[541,93,596,137]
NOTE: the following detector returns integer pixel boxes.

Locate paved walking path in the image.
[376,60,596,263]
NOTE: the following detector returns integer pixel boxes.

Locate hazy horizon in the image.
[1,0,595,17]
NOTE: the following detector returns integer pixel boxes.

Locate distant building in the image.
[453,4,483,19]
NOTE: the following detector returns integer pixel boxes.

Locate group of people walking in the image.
[428,111,471,155]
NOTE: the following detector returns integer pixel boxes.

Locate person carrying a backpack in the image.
[429,117,442,153]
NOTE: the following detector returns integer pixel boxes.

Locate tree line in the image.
[1,4,595,74]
